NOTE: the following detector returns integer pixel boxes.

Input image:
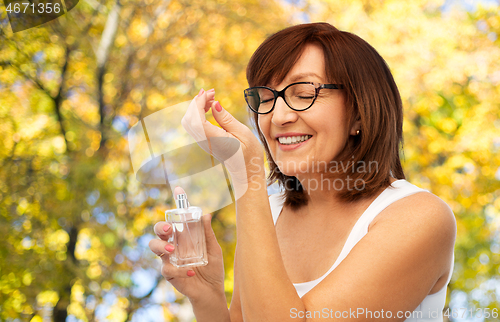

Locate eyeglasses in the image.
[244,82,344,114]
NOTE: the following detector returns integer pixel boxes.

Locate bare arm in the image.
[191,292,231,322]
[301,192,456,321]
[234,176,455,321]
[229,250,244,322]
[234,171,306,321]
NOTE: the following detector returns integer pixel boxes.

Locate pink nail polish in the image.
[187,270,196,277]
[165,244,175,252]
[163,224,171,232]
[215,101,222,112]
[197,88,204,96]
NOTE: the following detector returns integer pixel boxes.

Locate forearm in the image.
[191,291,231,322]
[235,169,305,321]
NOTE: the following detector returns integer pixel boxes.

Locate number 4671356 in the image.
[6,2,61,14]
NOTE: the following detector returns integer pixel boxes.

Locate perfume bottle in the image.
[165,193,208,268]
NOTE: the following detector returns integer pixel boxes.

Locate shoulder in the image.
[370,189,457,263]
[380,190,456,231]
[302,188,456,310]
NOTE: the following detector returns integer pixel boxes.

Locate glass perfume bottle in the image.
[165,193,208,268]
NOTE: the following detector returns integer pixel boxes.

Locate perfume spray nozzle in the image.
[175,193,189,209]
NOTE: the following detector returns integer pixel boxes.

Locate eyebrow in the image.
[288,72,323,83]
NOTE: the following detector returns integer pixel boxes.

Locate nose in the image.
[271,96,298,127]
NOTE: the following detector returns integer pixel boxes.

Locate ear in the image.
[350,117,362,136]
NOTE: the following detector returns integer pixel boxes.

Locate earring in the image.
[356,130,360,135]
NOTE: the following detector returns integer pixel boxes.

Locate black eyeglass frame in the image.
[244,82,344,114]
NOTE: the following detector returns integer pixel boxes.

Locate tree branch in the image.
[53,45,72,151]
[0,33,72,151]
[125,275,164,321]
[96,0,122,150]
[2,61,54,99]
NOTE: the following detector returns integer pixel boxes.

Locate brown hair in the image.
[246,22,405,209]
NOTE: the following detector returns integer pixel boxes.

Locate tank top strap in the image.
[269,193,285,226]
[352,179,431,236]
[331,180,430,267]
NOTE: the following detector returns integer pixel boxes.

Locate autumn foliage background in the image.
[1,0,500,321]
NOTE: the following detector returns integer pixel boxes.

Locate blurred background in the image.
[1,0,500,321]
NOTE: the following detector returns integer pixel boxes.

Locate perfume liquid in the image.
[165,194,208,268]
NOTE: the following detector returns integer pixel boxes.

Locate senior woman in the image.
[149,22,456,321]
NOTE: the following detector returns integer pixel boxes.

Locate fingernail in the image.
[165,244,175,252]
[163,224,171,232]
[197,88,205,96]
[187,270,196,277]
[215,101,222,112]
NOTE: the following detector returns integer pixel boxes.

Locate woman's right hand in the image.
[148,188,226,302]
[181,89,266,199]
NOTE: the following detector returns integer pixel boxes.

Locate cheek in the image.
[257,115,272,144]
[315,102,348,132]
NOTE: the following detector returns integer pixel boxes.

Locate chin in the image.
[273,158,315,177]
[277,168,298,177]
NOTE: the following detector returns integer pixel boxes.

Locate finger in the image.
[198,90,217,158]
[161,261,197,280]
[173,186,190,206]
[181,92,209,143]
[183,91,230,141]
[194,89,213,123]
[204,89,215,112]
[211,100,248,136]
[148,238,174,262]
[173,186,186,198]
[153,221,172,241]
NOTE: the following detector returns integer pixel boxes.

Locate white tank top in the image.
[269,179,454,322]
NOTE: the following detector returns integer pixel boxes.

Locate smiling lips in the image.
[275,133,313,151]
[277,135,312,145]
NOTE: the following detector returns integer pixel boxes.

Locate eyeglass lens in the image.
[245,83,317,113]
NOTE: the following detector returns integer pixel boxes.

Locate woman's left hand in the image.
[149,186,226,303]
[181,89,265,195]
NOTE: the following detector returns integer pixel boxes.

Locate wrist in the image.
[226,155,265,200]
[245,156,265,180]
[190,289,230,322]
[189,281,225,304]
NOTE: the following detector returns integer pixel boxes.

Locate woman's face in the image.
[257,43,357,177]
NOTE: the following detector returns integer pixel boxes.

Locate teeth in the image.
[278,135,312,145]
